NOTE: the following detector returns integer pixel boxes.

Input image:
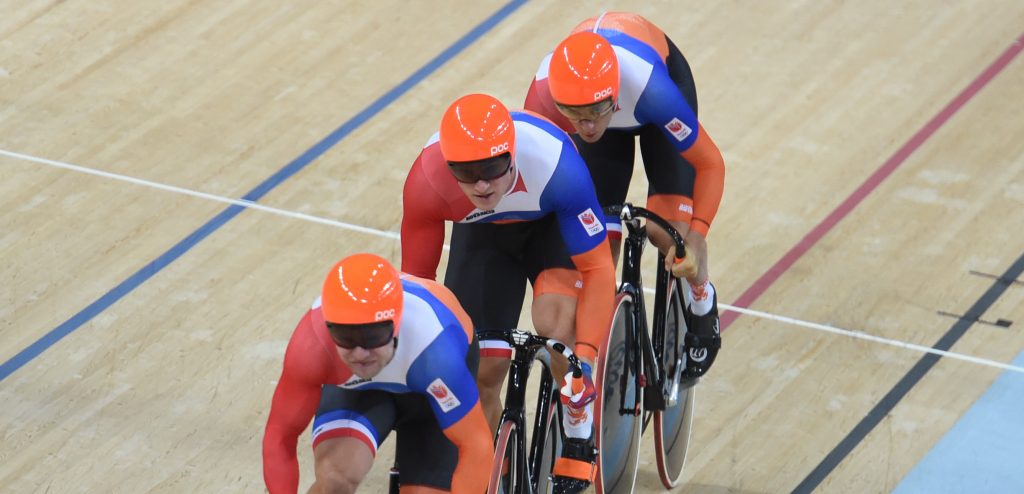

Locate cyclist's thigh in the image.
[572,130,636,208]
[639,123,695,223]
[664,35,698,114]
[519,215,579,339]
[444,222,529,331]
[311,386,397,472]
[393,393,461,491]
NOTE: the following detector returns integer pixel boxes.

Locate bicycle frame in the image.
[481,329,584,494]
[614,204,686,414]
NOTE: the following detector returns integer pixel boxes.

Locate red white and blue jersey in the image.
[263,275,481,493]
[401,111,607,280]
[528,17,699,154]
[312,278,478,430]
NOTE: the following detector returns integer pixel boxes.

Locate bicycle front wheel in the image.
[595,293,643,494]
[654,277,696,488]
[488,420,521,494]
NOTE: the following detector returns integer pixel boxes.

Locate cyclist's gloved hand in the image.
[665,244,698,281]
[560,361,595,409]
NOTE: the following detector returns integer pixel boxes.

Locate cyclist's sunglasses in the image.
[555,98,616,121]
[447,153,513,184]
[326,320,395,349]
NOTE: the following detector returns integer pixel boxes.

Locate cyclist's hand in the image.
[665,244,698,280]
[560,362,596,409]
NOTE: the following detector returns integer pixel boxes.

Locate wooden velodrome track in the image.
[2,1,1023,492]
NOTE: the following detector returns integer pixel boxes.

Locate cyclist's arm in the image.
[401,153,448,280]
[410,328,492,492]
[262,311,338,494]
[679,126,724,237]
[544,143,617,363]
[570,245,616,362]
[441,403,493,492]
[638,67,726,237]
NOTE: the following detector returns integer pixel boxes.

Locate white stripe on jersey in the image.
[486,118,563,213]
[607,46,654,130]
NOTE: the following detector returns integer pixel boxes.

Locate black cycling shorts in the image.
[443,215,577,333]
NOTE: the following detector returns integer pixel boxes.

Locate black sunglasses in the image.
[326,320,395,349]
[447,153,513,184]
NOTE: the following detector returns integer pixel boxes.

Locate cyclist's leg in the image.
[571,129,635,263]
[309,386,396,493]
[525,217,598,492]
[393,393,461,493]
[526,215,582,382]
[444,222,528,434]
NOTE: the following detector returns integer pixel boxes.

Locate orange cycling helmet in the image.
[547,31,620,106]
[321,253,403,345]
[439,93,515,163]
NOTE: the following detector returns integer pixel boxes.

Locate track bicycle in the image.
[595,203,698,493]
[479,328,586,494]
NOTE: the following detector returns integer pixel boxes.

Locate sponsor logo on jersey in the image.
[344,377,372,387]
[464,209,495,221]
[577,208,605,237]
[428,378,462,412]
[678,203,693,214]
[665,118,692,141]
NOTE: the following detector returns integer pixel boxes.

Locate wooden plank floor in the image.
[2,1,1023,492]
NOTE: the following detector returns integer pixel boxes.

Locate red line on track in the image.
[722,34,1024,330]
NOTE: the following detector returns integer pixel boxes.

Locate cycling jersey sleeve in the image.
[441,403,493,492]
[407,328,491,492]
[542,141,616,361]
[401,153,449,280]
[262,311,347,494]
[637,65,725,236]
[680,125,724,236]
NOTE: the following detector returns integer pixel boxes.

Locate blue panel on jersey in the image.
[541,142,607,256]
[597,28,700,151]
[401,281,478,429]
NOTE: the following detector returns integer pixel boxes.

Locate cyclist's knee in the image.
[313,458,364,494]
[532,294,576,344]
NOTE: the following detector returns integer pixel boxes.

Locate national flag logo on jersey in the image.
[577,208,605,237]
[665,118,693,142]
[428,378,461,412]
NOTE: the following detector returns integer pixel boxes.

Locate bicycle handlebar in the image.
[603,203,686,259]
[477,329,584,378]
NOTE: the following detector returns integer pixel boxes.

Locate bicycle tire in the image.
[654,277,696,488]
[595,293,643,494]
[488,420,521,494]
[534,400,561,494]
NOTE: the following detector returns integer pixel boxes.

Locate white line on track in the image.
[6,147,1021,374]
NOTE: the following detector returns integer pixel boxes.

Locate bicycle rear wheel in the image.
[595,293,643,494]
[488,420,521,494]
[654,277,696,488]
